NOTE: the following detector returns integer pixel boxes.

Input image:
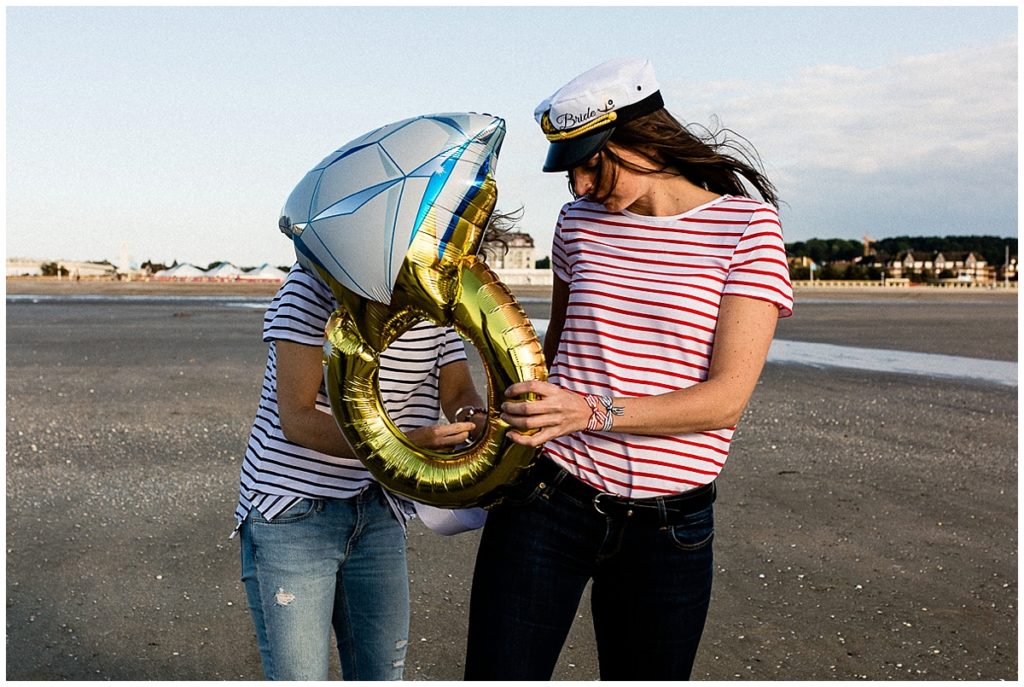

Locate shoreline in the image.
[6,276,1017,301]
[4,277,282,297]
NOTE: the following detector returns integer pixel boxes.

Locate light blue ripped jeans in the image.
[240,485,409,680]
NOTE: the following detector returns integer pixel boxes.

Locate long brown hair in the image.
[572,108,779,208]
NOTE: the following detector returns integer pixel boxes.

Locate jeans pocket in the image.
[665,504,715,551]
[254,498,319,525]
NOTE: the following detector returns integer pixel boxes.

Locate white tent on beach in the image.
[205,262,244,280]
[155,263,206,280]
[239,263,287,282]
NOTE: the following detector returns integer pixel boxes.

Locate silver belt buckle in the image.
[593,493,634,518]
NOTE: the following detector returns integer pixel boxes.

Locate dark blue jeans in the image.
[465,463,715,681]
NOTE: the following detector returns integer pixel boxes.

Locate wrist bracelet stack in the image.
[584,394,624,432]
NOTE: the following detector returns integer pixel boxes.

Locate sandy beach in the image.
[5,282,1018,680]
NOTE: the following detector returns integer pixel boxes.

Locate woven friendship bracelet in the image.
[584,395,605,431]
[584,395,625,432]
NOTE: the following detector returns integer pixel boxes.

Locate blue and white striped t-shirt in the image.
[234,264,467,528]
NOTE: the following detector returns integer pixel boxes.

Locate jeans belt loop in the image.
[549,464,568,490]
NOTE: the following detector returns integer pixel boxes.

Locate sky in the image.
[5,5,1019,268]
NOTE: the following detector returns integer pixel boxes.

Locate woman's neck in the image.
[627,174,721,217]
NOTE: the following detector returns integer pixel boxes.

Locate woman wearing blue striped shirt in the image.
[235,263,485,681]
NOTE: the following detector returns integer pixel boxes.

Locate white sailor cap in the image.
[534,58,663,172]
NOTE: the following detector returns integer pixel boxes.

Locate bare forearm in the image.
[589,380,749,436]
[542,323,563,370]
[543,276,569,369]
[280,407,356,458]
[504,378,748,447]
[439,360,485,421]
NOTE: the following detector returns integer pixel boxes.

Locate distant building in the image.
[885,250,997,285]
[62,261,117,279]
[477,232,552,286]
[933,251,992,284]
[998,256,1018,283]
[893,250,934,277]
[6,258,116,278]
[486,232,536,270]
[7,258,43,276]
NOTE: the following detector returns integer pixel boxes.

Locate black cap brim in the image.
[542,128,614,172]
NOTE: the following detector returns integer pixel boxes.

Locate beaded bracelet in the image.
[584,394,624,432]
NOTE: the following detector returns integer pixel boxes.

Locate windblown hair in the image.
[477,207,522,263]
[574,108,780,208]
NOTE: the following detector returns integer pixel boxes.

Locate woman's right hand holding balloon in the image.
[500,380,591,448]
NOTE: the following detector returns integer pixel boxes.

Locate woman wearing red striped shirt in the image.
[465,58,793,680]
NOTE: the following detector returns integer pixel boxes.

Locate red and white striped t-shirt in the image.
[546,194,793,498]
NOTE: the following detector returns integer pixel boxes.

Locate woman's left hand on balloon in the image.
[500,380,591,447]
[406,422,478,451]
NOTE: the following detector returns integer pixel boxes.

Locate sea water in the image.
[9,295,1014,387]
[529,319,1017,388]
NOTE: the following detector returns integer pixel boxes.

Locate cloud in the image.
[673,41,1018,239]
[693,41,1016,172]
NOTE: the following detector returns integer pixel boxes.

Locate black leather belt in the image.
[525,457,716,525]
